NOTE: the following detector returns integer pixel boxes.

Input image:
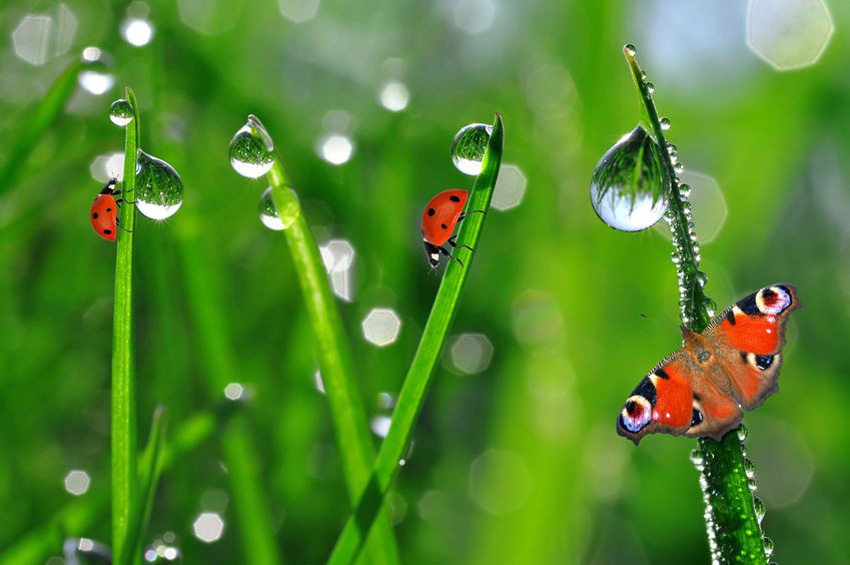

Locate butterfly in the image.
[617,284,801,445]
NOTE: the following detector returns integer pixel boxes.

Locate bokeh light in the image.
[362,308,401,347]
[378,81,410,112]
[491,164,527,211]
[449,333,493,374]
[469,449,532,514]
[63,470,90,496]
[278,0,320,23]
[192,512,225,543]
[317,134,354,166]
[655,171,728,244]
[747,0,833,70]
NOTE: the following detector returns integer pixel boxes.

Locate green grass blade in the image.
[266,154,400,565]
[112,86,141,565]
[177,224,284,565]
[327,113,504,565]
[0,60,84,195]
[623,46,768,563]
[0,409,217,565]
[127,406,167,565]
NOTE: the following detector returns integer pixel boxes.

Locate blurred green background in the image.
[2,0,849,563]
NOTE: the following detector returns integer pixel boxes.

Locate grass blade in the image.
[265,142,400,565]
[112,86,141,565]
[0,60,84,195]
[327,113,504,565]
[126,406,167,565]
[623,46,768,563]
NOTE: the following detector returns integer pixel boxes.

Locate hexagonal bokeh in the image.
[655,171,728,244]
[178,0,244,35]
[362,308,401,347]
[469,449,532,514]
[747,0,833,70]
[192,512,225,543]
[13,15,52,66]
[449,333,493,374]
[491,164,527,211]
[89,153,125,182]
[223,382,244,400]
[64,469,91,495]
[278,0,320,23]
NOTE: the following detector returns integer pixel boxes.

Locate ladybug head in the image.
[99,178,118,195]
[423,241,441,269]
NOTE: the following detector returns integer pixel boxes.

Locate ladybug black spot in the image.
[427,208,436,216]
[106,208,112,212]
[441,223,448,229]
[93,213,99,219]
[104,229,112,235]
[449,195,461,202]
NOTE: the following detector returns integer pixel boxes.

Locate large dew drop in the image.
[109,99,133,126]
[259,187,300,231]
[135,151,184,220]
[229,114,275,178]
[451,123,492,176]
[590,125,670,232]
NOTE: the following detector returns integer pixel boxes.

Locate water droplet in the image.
[659,118,671,131]
[748,478,758,492]
[590,125,670,231]
[737,423,748,441]
[753,497,766,523]
[135,151,184,220]
[645,82,655,93]
[744,458,756,479]
[689,449,704,468]
[229,115,275,178]
[696,271,708,287]
[673,162,684,174]
[451,123,492,176]
[109,98,133,126]
[624,44,637,56]
[258,187,300,231]
[703,297,717,317]
[763,537,774,558]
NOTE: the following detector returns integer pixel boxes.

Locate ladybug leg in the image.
[115,217,133,234]
[436,244,463,267]
[457,210,485,222]
[447,235,474,253]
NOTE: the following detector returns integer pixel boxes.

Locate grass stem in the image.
[326,113,504,565]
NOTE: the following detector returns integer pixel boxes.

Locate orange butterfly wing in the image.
[706,284,800,409]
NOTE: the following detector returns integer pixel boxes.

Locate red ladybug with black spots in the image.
[90,178,123,241]
[420,189,481,268]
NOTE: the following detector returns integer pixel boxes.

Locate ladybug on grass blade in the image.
[420,189,483,268]
[90,178,127,241]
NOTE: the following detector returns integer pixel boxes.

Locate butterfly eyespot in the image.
[756,286,792,315]
[620,396,652,432]
[690,408,703,427]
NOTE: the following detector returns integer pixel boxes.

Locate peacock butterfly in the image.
[617,284,801,445]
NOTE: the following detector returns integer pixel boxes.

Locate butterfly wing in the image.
[706,284,801,410]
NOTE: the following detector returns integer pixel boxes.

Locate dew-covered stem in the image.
[112,86,140,565]
[255,120,400,565]
[327,114,504,565]
[623,46,768,563]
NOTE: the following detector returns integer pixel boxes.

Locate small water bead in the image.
[748,478,758,492]
[624,44,637,56]
[659,117,671,130]
[763,537,774,558]
[753,497,766,523]
[451,123,493,176]
[703,297,717,317]
[673,162,684,174]
[229,115,275,178]
[737,423,748,441]
[590,125,670,232]
[109,98,133,126]
[135,151,184,220]
[258,186,300,231]
[640,70,647,81]
[689,449,705,469]
[743,458,756,479]
[696,271,708,287]
[645,82,655,93]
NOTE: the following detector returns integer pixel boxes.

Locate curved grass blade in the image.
[0,60,85,195]
[126,406,167,565]
[327,113,504,565]
[112,86,140,565]
[265,138,400,565]
[623,46,768,563]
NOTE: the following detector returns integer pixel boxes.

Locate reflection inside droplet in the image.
[135,150,184,220]
[451,123,492,176]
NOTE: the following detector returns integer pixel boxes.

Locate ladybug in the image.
[420,189,482,268]
[90,178,123,241]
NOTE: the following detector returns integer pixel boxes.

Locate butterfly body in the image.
[617,284,800,445]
